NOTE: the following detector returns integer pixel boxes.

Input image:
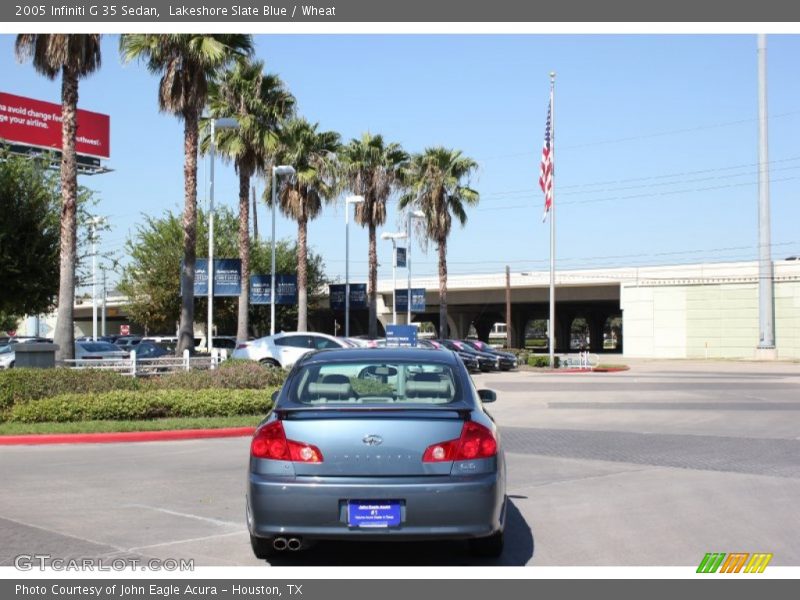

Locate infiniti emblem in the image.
[362,434,383,446]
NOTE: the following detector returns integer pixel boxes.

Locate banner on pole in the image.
[250,274,298,305]
[329,283,367,310]
[395,288,426,312]
[181,259,242,297]
[396,247,407,268]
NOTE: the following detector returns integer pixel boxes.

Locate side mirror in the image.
[477,389,497,403]
[271,390,279,404]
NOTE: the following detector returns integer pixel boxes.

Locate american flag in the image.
[539,101,553,221]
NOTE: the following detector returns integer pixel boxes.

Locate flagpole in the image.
[549,72,556,368]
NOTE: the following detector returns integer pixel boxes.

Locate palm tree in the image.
[399,147,479,339]
[120,34,253,354]
[339,134,408,337]
[270,118,340,331]
[15,34,102,362]
[202,59,295,342]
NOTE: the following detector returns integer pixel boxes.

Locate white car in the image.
[0,345,15,369]
[232,332,352,368]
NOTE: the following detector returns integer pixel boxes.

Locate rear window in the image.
[80,343,119,352]
[287,360,460,405]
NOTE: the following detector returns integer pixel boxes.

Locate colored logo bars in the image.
[696,552,773,573]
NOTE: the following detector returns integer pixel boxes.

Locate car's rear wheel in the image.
[250,534,275,560]
[469,530,504,558]
[259,358,281,368]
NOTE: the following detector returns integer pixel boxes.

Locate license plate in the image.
[347,500,402,528]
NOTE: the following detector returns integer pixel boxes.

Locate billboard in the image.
[395,288,427,312]
[329,283,368,311]
[0,91,110,159]
[250,274,298,305]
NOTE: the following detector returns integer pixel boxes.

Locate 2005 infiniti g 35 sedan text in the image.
[246,347,507,559]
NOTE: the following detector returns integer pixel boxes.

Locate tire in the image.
[469,530,504,558]
[250,535,275,560]
[259,358,281,368]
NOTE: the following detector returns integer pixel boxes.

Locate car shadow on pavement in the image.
[264,499,534,566]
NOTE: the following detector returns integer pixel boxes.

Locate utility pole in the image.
[505,265,512,349]
[252,185,258,242]
[756,34,776,358]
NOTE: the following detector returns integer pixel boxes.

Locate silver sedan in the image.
[247,347,507,559]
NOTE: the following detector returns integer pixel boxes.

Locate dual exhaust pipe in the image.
[272,537,302,551]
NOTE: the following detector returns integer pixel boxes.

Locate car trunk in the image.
[280,409,468,477]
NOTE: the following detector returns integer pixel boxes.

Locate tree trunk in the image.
[367,222,378,338]
[53,67,79,362]
[438,236,448,339]
[177,108,199,355]
[297,215,308,332]
[237,169,251,342]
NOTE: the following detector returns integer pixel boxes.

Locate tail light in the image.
[251,421,323,463]
[236,343,250,350]
[422,421,497,462]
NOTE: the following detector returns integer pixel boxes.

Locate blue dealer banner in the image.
[395,288,426,312]
[329,283,368,310]
[182,259,241,297]
[250,274,298,305]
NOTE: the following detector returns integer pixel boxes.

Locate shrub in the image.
[8,388,277,423]
[147,360,285,391]
[0,368,140,410]
[0,361,286,413]
[528,355,559,368]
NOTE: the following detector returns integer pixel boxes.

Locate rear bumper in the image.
[247,472,506,541]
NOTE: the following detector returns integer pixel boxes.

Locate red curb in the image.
[0,426,257,446]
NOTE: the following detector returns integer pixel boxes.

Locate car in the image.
[114,336,144,351]
[132,341,170,359]
[436,339,499,372]
[461,340,518,371]
[75,341,128,360]
[246,347,507,559]
[0,344,15,369]
[232,332,352,368]
[419,339,480,373]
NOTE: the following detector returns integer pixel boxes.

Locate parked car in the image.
[436,339,499,372]
[0,344,15,369]
[114,336,143,351]
[461,340,518,371]
[75,341,128,360]
[133,341,170,359]
[419,339,480,373]
[247,347,506,559]
[232,332,352,368]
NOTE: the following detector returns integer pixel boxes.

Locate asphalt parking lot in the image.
[1,359,798,567]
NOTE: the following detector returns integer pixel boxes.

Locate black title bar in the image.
[4,0,800,23]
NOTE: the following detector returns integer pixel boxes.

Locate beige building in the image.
[620,261,800,359]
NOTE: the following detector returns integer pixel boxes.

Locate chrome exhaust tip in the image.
[272,537,288,551]
[287,537,302,551]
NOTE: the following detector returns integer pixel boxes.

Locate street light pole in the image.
[271,165,296,336]
[406,210,425,325]
[381,231,407,325]
[90,216,103,341]
[208,118,216,353]
[206,117,239,353]
[345,196,364,337]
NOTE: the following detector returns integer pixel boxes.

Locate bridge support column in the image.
[588,312,606,353]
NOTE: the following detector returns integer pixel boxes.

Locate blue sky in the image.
[2,34,800,290]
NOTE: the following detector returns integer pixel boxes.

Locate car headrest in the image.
[307,382,352,399]
[405,379,453,398]
[320,374,351,385]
